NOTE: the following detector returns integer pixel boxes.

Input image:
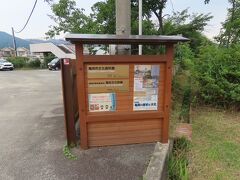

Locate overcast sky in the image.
[0,0,229,39]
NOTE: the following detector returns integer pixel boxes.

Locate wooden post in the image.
[116,0,131,55]
[61,59,77,146]
[162,44,174,143]
[75,43,88,149]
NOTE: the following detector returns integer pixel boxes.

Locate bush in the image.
[174,43,194,71]
[7,57,29,68]
[195,43,240,108]
[27,59,41,68]
[172,43,195,109]
[173,42,240,109]
[7,57,41,69]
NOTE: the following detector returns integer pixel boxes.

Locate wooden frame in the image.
[65,34,188,149]
[76,45,174,149]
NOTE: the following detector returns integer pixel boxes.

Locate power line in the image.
[14,0,38,33]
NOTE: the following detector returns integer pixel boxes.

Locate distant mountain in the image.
[0,31,30,48]
[0,31,70,49]
[25,39,45,44]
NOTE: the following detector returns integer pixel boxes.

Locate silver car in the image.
[0,59,14,70]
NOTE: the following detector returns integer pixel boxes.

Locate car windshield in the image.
[51,58,59,63]
[0,59,7,63]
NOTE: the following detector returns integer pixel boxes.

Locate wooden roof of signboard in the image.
[65,33,189,45]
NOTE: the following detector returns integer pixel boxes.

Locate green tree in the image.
[194,43,240,108]
[90,0,115,34]
[163,9,213,52]
[216,0,240,46]
[46,0,97,37]
[46,0,158,36]
[139,0,167,34]
[107,1,212,54]
[47,0,211,35]
[132,0,211,34]
[47,0,212,54]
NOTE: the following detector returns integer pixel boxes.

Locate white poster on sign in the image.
[133,65,160,111]
[88,93,116,112]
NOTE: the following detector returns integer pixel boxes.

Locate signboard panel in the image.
[88,79,129,93]
[133,65,160,111]
[88,93,116,112]
[87,65,129,78]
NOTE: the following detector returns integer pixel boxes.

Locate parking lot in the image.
[0,70,154,180]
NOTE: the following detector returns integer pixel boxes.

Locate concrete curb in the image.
[143,141,170,180]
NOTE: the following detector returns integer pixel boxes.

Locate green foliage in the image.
[7,57,42,69]
[91,0,115,34]
[7,57,29,68]
[173,41,240,109]
[90,0,160,36]
[173,137,190,152]
[46,0,211,51]
[174,43,194,69]
[172,43,194,102]
[163,9,213,52]
[63,144,77,160]
[215,0,240,46]
[179,86,192,123]
[139,0,167,33]
[195,43,240,108]
[46,0,97,37]
[7,57,41,69]
[27,59,41,68]
[43,52,55,68]
[173,44,194,121]
[164,9,213,34]
[168,137,190,180]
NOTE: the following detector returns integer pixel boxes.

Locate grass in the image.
[188,107,240,180]
[168,137,190,180]
[63,144,77,160]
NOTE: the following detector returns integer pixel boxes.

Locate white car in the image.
[0,59,14,70]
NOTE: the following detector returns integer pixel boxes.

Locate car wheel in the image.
[55,67,59,70]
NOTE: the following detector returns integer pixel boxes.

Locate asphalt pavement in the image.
[0,70,155,180]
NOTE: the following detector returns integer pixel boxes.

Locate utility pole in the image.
[116,0,131,55]
[11,27,17,57]
[139,0,143,55]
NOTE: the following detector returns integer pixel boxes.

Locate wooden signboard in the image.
[65,33,188,149]
[83,59,167,148]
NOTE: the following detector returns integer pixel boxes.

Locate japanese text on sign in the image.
[88,79,129,93]
[87,65,129,78]
[133,65,160,111]
[88,93,116,112]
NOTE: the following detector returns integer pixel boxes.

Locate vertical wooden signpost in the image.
[65,34,188,149]
[61,59,78,146]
